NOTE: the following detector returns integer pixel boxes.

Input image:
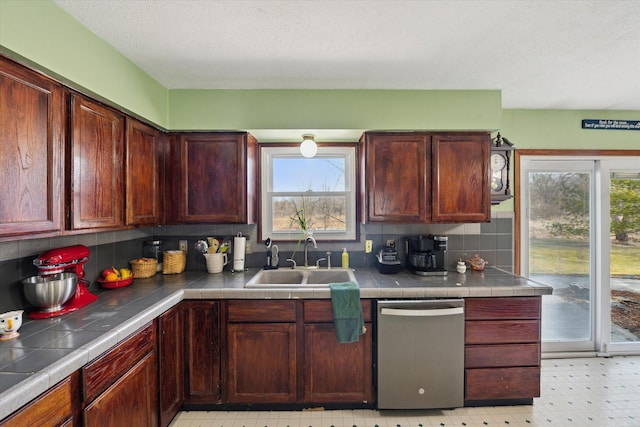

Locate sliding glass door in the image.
[520,156,640,356]
[601,159,640,353]
[521,160,595,353]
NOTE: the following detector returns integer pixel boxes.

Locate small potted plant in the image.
[290,196,314,254]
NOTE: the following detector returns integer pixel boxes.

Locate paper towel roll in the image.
[233,233,246,271]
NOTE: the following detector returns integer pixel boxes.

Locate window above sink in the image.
[260,145,357,242]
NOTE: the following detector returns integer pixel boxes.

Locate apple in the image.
[101,268,117,279]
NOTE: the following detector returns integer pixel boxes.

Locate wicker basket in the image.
[129,258,158,278]
[162,250,186,274]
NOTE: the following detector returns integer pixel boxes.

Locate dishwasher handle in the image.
[379,307,464,317]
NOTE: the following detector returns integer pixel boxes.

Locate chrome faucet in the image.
[304,235,317,267]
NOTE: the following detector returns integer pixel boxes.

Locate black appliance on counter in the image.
[375,243,403,274]
[407,235,448,276]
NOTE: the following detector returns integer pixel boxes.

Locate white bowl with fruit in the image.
[98,267,134,289]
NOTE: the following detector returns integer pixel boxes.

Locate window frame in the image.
[259,144,358,242]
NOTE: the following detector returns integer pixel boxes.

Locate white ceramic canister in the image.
[456,260,467,274]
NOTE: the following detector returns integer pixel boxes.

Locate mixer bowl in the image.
[23,272,78,312]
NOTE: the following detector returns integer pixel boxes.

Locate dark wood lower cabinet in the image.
[227,322,297,403]
[158,304,185,427]
[82,322,157,426]
[223,299,374,407]
[464,297,541,405]
[83,352,157,427]
[0,375,76,427]
[303,322,373,403]
[2,296,547,423]
[184,300,221,404]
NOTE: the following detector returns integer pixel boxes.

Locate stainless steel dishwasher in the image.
[377,299,464,409]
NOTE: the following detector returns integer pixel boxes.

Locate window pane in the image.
[273,158,345,192]
[272,196,346,233]
[528,171,592,343]
[610,171,640,343]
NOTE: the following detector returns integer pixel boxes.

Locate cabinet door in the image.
[0,58,64,238]
[302,323,373,404]
[125,118,161,225]
[364,133,429,222]
[83,352,158,427]
[158,304,184,427]
[226,323,297,403]
[184,301,221,404]
[431,133,490,222]
[68,94,125,229]
[178,133,255,223]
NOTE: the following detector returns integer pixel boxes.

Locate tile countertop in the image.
[0,266,551,420]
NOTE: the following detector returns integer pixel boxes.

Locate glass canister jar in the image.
[143,240,165,272]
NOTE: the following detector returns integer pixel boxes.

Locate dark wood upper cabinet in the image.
[361,131,489,223]
[0,57,64,239]
[431,133,490,223]
[68,94,125,230]
[168,132,256,224]
[362,132,430,223]
[125,118,162,225]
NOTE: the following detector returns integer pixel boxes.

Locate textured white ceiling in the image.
[53,0,640,110]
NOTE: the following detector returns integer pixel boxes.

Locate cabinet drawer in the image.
[0,376,73,427]
[303,299,372,322]
[465,344,540,368]
[465,297,540,320]
[83,322,155,402]
[465,367,540,400]
[465,320,539,344]
[227,300,296,322]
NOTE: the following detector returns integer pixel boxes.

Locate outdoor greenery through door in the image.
[519,153,640,356]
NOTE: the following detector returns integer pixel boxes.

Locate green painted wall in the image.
[168,89,502,132]
[0,0,169,127]
[492,109,640,212]
[502,109,640,150]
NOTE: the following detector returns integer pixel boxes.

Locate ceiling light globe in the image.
[300,136,318,158]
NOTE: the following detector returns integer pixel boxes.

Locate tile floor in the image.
[169,356,640,427]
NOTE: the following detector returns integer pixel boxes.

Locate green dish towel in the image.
[329,282,365,343]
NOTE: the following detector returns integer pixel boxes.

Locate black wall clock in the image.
[490,133,514,204]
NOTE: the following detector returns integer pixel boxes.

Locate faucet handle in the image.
[315,258,326,269]
[285,258,297,269]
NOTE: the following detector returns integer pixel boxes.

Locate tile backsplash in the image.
[0,212,512,312]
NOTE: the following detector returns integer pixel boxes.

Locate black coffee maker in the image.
[407,235,448,276]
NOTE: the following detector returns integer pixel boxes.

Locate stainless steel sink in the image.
[244,268,357,288]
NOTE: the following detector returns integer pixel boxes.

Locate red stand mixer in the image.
[28,245,98,319]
